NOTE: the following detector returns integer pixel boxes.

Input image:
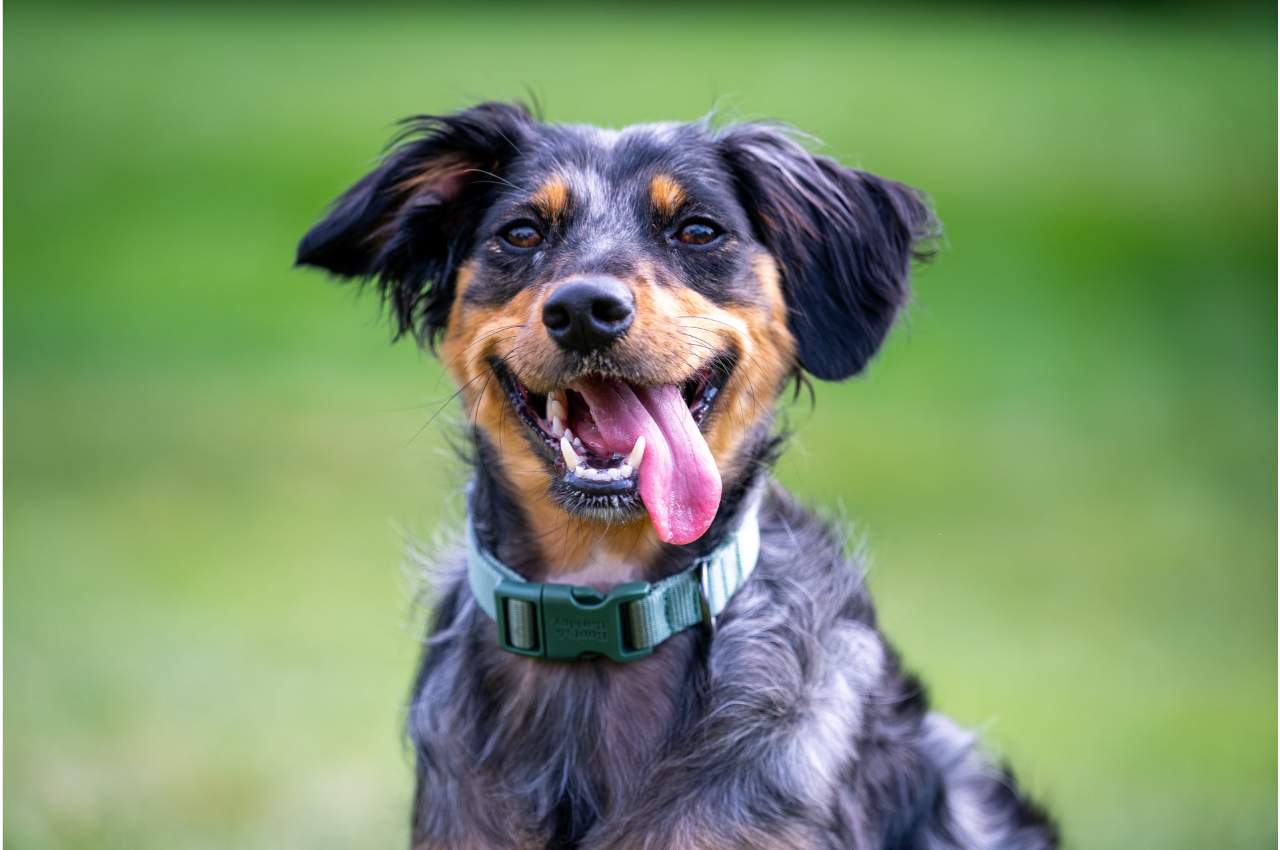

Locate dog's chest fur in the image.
[407,489,1053,850]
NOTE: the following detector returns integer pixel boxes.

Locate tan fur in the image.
[440,254,797,580]
[531,177,570,224]
[648,174,686,218]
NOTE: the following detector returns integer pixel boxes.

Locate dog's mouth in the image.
[494,356,734,544]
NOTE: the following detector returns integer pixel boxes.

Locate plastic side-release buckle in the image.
[493,580,654,663]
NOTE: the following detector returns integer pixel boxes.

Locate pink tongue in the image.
[573,379,722,544]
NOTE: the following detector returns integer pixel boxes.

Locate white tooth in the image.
[564,428,574,443]
[628,436,646,469]
[573,437,584,450]
[618,463,632,478]
[551,416,565,436]
[560,436,579,471]
[547,393,567,424]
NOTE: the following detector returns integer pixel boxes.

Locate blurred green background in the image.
[5,3,1275,848]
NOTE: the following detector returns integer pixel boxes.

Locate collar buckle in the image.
[493,579,654,664]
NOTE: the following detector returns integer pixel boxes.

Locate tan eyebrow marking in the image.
[531,177,570,222]
[649,174,686,218]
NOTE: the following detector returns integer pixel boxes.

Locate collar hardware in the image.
[494,579,655,663]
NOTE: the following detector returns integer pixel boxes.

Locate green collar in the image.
[466,496,761,663]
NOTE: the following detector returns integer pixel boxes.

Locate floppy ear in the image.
[718,124,937,381]
[296,101,533,345]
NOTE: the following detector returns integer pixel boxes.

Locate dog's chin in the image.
[492,355,734,536]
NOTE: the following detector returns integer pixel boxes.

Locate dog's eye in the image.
[676,220,721,246]
[501,223,543,249]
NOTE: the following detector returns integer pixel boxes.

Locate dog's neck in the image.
[468,432,776,588]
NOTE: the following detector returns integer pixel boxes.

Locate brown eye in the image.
[502,223,543,248]
[676,221,720,245]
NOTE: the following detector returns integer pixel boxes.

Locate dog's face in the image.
[298,103,933,554]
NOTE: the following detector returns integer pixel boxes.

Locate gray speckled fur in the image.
[407,482,1057,849]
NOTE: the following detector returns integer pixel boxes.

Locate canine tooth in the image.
[551,416,565,436]
[561,436,580,471]
[628,436,646,469]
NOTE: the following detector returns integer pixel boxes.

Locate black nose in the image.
[541,277,635,354]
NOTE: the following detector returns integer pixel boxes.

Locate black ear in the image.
[296,101,533,345]
[718,124,938,381]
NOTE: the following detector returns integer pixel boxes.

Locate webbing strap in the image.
[465,522,542,649]
[624,498,760,649]
[466,496,761,661]
[466,521,525,620]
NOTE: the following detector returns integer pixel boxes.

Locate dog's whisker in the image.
[461,167,522,192]
[404,363,501,447]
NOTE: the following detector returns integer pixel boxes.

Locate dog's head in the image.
[298,102,934,553]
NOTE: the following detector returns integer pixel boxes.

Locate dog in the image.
[297,102,1057,850]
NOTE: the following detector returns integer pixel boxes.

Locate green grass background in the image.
[5,3,1275,848]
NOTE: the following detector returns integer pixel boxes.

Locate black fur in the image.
[296,101,533,345]
[718,124,938,381]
